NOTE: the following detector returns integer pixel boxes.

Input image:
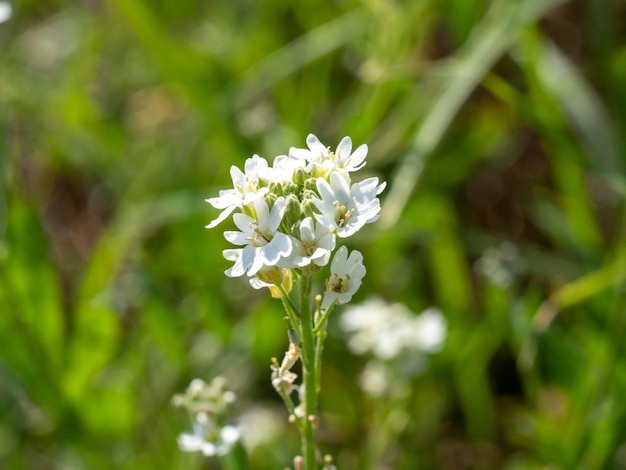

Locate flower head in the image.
[322,246,366,309]
[223,197,292,276]
[313,172,385,238]
[289,134,368,179]
[206,154,270,228]
[280,217,336,268]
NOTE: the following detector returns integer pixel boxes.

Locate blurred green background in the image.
[2,0,626,468]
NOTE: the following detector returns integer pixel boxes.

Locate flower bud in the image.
[282,181,299,196]
[301,197,318,218]
[293,167,307,187]
[263,191,278,209]
[282,194,302,232]
[304,178,318,192]
[268,181,283,197]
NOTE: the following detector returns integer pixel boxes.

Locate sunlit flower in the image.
[177,412,240,457]
[321,246,366,309]
[280,217,336,268]
[205,154,270,228]
[313,172,385,238]
[289,134,368,179]
[223,197,292,276]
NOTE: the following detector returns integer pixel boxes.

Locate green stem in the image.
[275,385,302,432]
[313,304,334,335]
[298,275,318,470]
[314,327,326,395]
[278,285,302,338]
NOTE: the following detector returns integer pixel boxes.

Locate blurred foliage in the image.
[1,0,626,468]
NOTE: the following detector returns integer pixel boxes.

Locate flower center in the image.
[326,273,350,293]
[333,201,354,228]
[302,240,318,257]
[248,222,271,246]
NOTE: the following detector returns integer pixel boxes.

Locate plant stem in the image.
[298,275,318,470]
[278,285,302,337]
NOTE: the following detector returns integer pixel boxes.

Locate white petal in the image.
[348,144,368,168]
[248,253,265,276]
[336,136,352,160]
[200,442,219,456]
[178,433,203,452]
[267,197,286,232]
[224,230,249,245]
[315,177,335,203]
[329,172,352,202]
[232,213,255,233]
[206,205,236,228]
[254,199,270,227]
[230,165,245,187]
[222,425,241,445]
[306,134,327,155]
[299,217,315,242]
[331,246,348,272]
[321,292,337,309]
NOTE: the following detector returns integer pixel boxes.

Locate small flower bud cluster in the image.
[173,377,241,457]
[206,134,385,308]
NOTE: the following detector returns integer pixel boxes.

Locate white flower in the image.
[280,217,336,268]
[340,298,447,359]
[205,154,270,228]
[289,134,368,179]
[178,412,240,457]
[321,246,366,309]
[223,197,292,276]
[313,172,385,238]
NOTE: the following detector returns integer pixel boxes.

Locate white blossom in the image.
[340,298,447,359]
[280,217,336,268]
[289,134,368,179]
[321,246,366,309]
[313,172,385,238]
[205,154,270,228]
[177,412,240,457]
[223,197,292,276]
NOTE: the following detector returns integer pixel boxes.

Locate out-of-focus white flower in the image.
[0,1,12,24]
[223,197,292,276]
[289,134,368,179]
[205,155,270,228]
[238,406,285,450]
[412,307,447,353]
[280,217,336,268]
[358,361,389,397]
[178,412,240,457]
[321,246,366,309]
[340,298,447,359]
[313,172,385,238]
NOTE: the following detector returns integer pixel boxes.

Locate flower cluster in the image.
[206,134,385,308]
[340,298,447,397]
[172,377,241,457]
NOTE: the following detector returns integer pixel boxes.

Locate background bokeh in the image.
[2,0,626,468]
